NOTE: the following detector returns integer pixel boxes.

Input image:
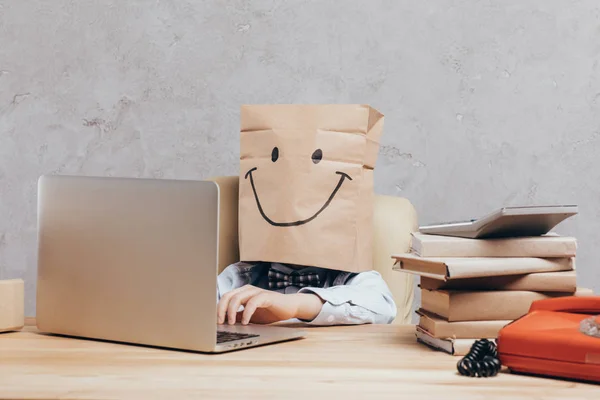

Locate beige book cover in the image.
[419,270,577,292]
[392,253,574,280]
[417,309,511,339]
[415,327,487,356]
[411,232,577,258]
[0,279,24,332]
[421,287,593,322]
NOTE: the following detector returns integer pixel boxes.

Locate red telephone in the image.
[497,296,600,383]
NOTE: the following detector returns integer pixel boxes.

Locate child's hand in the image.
[217,285,324,325]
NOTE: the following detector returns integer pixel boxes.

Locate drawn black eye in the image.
[271,147,279,162]
[312,149,323,164]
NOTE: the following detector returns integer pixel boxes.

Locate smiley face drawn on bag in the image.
[244,146,352,227]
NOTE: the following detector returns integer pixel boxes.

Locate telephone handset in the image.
[528,296,600,314]
[528,296,600,339]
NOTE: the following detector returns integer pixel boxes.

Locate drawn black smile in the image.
[244,167,352,227]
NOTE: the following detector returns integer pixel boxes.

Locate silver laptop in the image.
[36,175,304,353]
[419,205,578,239]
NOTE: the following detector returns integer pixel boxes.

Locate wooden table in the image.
[0,319,597,399]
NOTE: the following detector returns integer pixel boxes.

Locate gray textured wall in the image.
[1,1,599,317]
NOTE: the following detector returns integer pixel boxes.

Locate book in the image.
[415,326,488,356]
[392,253,574,280]
[0,279,24,333]
[419,270,577,292]
[417,309,511,339]
[421,287,593,322]
[410,232,577,258]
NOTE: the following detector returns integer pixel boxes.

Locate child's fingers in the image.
[218,290,237,324]
[241,293,269,325]
[227,288,261,325]
[217,285,256,324]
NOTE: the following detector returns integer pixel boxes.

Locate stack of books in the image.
[393,232,593,356]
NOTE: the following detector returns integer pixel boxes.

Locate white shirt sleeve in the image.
[297,270,397,325]
[216,262,253,301]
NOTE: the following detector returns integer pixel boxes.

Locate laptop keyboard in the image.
[217,331,260,344]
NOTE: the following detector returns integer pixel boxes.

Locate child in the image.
[226,105,395,326]
[217,261,397,326]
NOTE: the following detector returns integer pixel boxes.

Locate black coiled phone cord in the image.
[456,339,501,377]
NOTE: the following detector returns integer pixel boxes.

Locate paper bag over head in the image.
[239,104,384,273]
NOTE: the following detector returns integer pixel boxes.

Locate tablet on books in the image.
[418,205,578,239]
